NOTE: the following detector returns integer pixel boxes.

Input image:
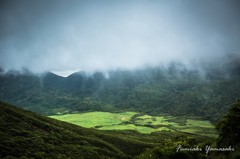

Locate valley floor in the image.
[49,111,218,138]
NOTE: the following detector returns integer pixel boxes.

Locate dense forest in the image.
[1,56,240,124]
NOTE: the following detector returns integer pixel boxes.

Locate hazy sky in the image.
[0,0,240,76]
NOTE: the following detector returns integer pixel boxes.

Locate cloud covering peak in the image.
[1,0,240,76]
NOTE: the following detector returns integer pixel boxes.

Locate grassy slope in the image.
[49,112,217,138]
[0,101,212,158]
[49,111,137,128]
[0,101,153,158]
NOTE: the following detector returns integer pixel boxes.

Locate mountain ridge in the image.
[0,65,240,124]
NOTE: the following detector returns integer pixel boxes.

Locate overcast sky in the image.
[0,0,240,76]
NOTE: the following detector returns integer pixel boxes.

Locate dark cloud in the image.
[0,0,240,76]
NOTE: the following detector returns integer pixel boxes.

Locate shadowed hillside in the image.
[0,101,158,158]
[1,101,238,158]
[1,101,213,158]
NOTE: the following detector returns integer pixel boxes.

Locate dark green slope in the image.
[0,101,161,159]
[0,70,106,115]
[156,78,240,124]
[0,101,214,159]
[0,67,240,125]
[96,77,240,124]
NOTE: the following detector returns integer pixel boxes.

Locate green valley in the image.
[49,111,137,128]
[0,101,213,159]
[1,100,240,158]
[1,0,240,158]
[1,67,240,125]
[0,63,240,158]
[49,111,217,138]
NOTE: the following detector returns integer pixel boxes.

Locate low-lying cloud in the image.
[0,0,240,76]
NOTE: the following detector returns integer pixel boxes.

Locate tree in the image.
[215,100,240,147]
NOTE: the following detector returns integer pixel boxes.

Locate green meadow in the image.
[49,111,218,138]
[98,124,173,134]
[49,111,137,128]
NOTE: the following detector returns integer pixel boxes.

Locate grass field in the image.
[99,124,174,134]
[49,111,137,128]
[49,111,218,138]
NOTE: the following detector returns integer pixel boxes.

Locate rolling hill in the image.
[1,100,239,158]
[0,101,213,158]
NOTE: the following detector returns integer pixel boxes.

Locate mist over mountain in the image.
[0,0,240,75]
[1,55,240,125]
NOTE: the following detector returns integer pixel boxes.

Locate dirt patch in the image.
[119,116,130,120]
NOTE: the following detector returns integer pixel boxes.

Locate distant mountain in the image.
[0,58,240,124]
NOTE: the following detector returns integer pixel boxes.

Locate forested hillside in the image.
[0,61,240,124]
[1,100,239,158]
[0,101,211,158]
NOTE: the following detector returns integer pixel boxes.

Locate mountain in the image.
[0,65,240,124]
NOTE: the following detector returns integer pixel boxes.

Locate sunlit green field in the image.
[49,111,137,128]
[98,124,173,134]
[49,111,218,138]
